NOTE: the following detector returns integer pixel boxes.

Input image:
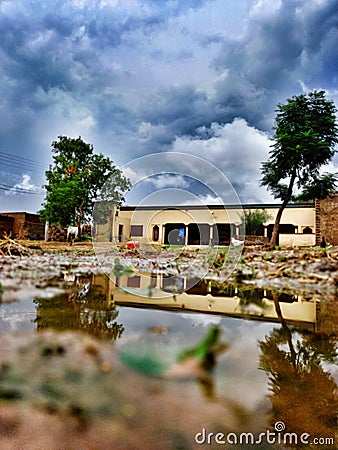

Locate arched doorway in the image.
[152,225,159,241]
[187,223,210,245]
[164,223,186,245]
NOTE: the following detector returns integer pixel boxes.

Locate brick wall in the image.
[23,213,45,240]
[47,224,67,242]
[0,214,14,238]
[1,212,25,238]
[316,193,338,245]
[316,297,338,336]
[1,213,45,240]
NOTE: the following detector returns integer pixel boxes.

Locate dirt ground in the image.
[0,239,337,449]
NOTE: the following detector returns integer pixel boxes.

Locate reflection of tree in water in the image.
[259,295,337,443]
[34,276,124,341]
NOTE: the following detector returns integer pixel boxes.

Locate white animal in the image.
[67,223,89,241]
[67,226,79,240]
[231,237,244,247]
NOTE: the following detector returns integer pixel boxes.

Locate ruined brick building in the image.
[0,212,45,240]
[315,193,338,245]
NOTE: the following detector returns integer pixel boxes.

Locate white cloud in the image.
[180,313,222,327]
[5,174,38,196]
[16,174,36,191]
[144,174,190,189]
[180,193,223,206]
[172,118,274,203]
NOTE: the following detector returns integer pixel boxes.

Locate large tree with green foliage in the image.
[261,90,338,247]
[39,136,130,238]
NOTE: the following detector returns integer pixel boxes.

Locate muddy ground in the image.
[0,239,337,449]
[1,239,337,299]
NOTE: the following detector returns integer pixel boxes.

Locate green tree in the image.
[261,91,338,247]
[39,136,130,238]
[240,209,272,236]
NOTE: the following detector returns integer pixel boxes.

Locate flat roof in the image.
[120,202,315,211]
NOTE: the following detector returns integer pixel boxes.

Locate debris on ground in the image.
[0,234,32,256]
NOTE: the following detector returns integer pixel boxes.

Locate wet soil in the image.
[0,240,337,449]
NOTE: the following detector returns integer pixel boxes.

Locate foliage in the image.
[39,136,131,231]
[296,172,337,201]
[259,293,338,440]
[261,90,338,247]
[39,178,84,228]
[259,327,338,439]
[240,209,272,235]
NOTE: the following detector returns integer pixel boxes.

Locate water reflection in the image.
[259,320,337,442]
[107,273,338,444]
[1,271,337,447]
[34,275,124,341]
[112,272,319,329]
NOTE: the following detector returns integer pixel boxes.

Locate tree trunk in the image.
[273,293,296,370]
[269,170,297,248]
[75,201,84,241]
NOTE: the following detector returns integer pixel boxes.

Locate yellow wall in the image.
[117,204,315,245]
[279,233,315,247]
[94,203,316,246]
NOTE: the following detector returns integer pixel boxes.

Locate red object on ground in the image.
[126,241,139,249]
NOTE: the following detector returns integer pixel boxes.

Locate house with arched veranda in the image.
[94,201,319,247]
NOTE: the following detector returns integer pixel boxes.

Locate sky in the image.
[0,0,337,212]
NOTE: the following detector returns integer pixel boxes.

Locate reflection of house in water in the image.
[91,273,337,334]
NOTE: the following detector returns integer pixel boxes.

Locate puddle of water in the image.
[0,272,337,448]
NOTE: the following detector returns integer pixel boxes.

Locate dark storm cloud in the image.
[141,85,210,136]
[134,0,338,149]
[210,0,338,129]
[0,0,337,211]
[144,0,337,141]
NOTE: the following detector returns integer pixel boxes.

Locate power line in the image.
[0,151,46,168]
[0,183,45,195]
[0,158,45,174]
[0,151,46,174]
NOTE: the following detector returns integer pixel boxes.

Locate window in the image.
[130,225,143,237]
[152,225,159,241]
[127,276,141,288]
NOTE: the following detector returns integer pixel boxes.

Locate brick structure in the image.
[0,214,14,238]
[316,297,338,336]
[315,193,338,245]
[47,224,67,242]
[46,224,91,242]
[0,212,45,240]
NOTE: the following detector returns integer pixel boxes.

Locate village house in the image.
[94,201,316,247]
[2,193,336,246]
[0,212,45,240]
[94,193,338,247]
